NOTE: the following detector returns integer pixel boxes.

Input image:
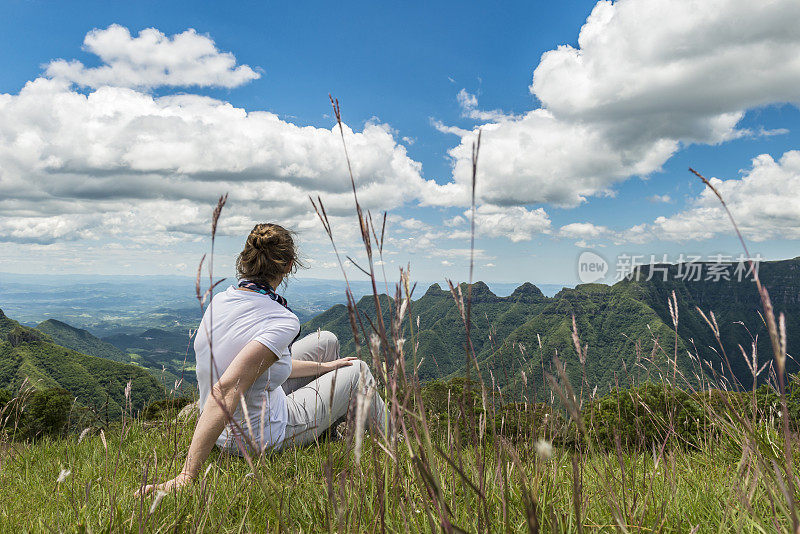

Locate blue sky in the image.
[1,0,799,287]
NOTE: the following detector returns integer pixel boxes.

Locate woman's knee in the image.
[335,359,368,389]
[321,330,339,353]
[309,330,338,356]
[351,360,377,388]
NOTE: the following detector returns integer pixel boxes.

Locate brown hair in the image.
[236,223,302,287]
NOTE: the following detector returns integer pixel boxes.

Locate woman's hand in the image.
[288,357,360,379]
[134,472,194,498]
[322,357,360,373]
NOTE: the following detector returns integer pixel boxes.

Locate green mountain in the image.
[303,281,549,381]
[35,319,193,389]
[0,309,163,416]
[303,258,800,396]
[36,319,128,362]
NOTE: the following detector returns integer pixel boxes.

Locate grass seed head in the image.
[57,468,71,483]
[535,440,553,460]
[149,490,167,515]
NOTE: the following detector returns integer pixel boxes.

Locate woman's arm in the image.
[135,340,278,496]
[288,357,359,378]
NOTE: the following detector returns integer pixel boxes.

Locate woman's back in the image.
[194,285,299,451]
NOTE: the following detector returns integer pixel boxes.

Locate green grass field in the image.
[0,390,794,533]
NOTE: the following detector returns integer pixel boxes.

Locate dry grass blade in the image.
[571,315,587,365]
[211,193,228,240]
[691,166,799,533]
[195,254,206,305]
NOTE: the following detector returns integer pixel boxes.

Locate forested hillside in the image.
[36,319,129,362]
[304,258,800,396]
[0,309,163,416]
[35,319,194,389]
[303,281,549,380]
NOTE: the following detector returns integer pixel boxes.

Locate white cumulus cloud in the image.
[449,205,551,242]
[559,222,610,240]
[457,89,508,122]
[639,151,800,242]
[45,24,260,89]
[431,0,800,209]
[0,26,434,247]
[473,204,551,242]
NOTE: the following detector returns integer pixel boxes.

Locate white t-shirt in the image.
[194,285,299,452]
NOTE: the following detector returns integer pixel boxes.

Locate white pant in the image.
[281,330,387,446]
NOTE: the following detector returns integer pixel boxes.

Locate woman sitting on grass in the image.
[137,223,387,495]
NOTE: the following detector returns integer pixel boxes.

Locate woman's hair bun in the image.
[236,223,303,286]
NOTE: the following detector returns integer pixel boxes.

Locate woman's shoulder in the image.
[231,287,299,322]
[266,306,300,327]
